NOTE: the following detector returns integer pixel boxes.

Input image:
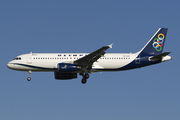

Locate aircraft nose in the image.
[7,62,11,68]
[7,62,14,69]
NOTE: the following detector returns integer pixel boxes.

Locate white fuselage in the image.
[7,52,139,72]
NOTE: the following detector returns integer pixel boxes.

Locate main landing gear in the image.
[80,73,90,84]
[27,71,31,81]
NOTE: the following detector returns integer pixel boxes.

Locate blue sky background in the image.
[0,0,179,120]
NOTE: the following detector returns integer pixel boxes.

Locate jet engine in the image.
[57,63,81,72]
[54,72,77,80]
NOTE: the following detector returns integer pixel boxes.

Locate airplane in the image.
[7,28,172,84]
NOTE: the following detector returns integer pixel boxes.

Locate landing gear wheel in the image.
[27,71,32,81]
[81,78,87,84]
[79,72,90,84]
[84,73,89,79]
[27,77,31,81]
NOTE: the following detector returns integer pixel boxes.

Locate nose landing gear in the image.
[27,71,31,81]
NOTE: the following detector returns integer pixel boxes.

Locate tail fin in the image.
[139,28,168,56]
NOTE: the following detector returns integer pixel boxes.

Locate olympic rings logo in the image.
[152,33,164,51]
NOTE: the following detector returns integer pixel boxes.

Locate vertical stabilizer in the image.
[139,28,168,56]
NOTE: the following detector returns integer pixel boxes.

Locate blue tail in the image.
[139,28,168,57]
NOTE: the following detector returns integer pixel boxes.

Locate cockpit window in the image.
[13,57,21,60]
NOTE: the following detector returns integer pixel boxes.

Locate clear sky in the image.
[0,0,179,120]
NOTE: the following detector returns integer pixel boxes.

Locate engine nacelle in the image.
[54,72,77,80]
[57,63,80,72]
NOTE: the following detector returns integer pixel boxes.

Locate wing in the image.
[74,44,113,69]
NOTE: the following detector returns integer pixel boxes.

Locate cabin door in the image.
[27,53,32,64]
[135,55,140,64]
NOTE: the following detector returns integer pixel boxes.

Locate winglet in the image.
[108,43,113,48]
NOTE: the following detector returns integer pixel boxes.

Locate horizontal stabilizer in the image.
[150,52,171,61]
